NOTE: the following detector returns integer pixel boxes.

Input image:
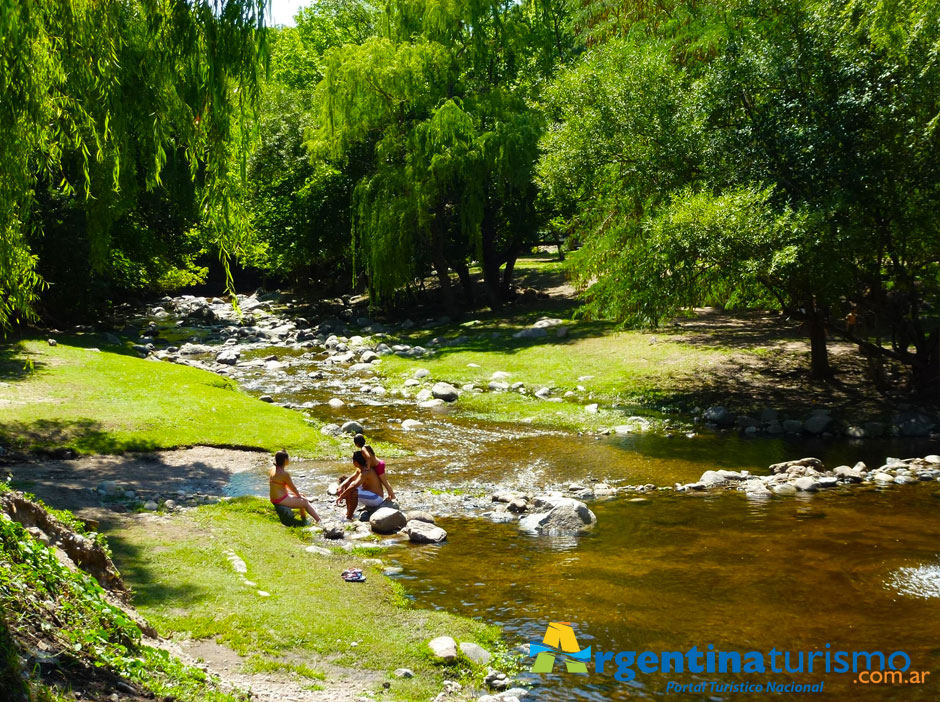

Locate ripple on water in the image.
[888,562,940,599]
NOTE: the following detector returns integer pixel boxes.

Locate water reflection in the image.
[391,487,940,701]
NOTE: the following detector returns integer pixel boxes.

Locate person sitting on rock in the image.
[352,433,395,502]
[336,452,385,520]
[269,450,321,524]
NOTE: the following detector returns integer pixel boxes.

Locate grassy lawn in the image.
[380,315,734,431]
[0,337,341,457]
[108,498,506,701]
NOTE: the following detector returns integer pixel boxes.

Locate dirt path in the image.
[154,636,383,702]
[5,446,268,525]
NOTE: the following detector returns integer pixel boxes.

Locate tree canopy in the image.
[539,0,940,391]
[0,0,268,325]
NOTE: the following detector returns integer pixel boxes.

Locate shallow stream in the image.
[148,305,940,700]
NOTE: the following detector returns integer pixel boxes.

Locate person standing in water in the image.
[269,450,321,524]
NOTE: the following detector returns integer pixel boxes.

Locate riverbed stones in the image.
[401,419,423,430]
[873,472,895,483]
[698,470,728,488]
[518,497,596,535]
[215,348,240,365]
[459,642,492,666]
[793,477,820,492]
[179,342,213,355]
[328,398,345,409]
[770,457,824,474]
[405,511,435,524]
[419,399,446,408]
[321,423,341,436]
[341,420,364,434]
[488,381,509,391]
[428,636,458,664]
[771,483,798,496]
[804,415,832,435]
[703,406,734,427]
[432,382,459,402]
[403,520,447,543]
[833,466,863,482]
[321,522,345,539]
[370,507,407,534]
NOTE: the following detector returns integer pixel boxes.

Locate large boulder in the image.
[341,420,364,435]
[431,382,459,402]
[403,520,447,544]
[518,497,596,535]
[803,415,832,435]
[370,507,407,534]
[458,642,492,666]
[428,636,458,664]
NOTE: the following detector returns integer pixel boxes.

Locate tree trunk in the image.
[910,333,940,397]
[805,309,832,380]
[480,220,502,311]
[430,232,456,317]
[501,248,519,300]
[451,257,474,307]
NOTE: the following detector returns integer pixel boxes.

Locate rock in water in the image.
[458,642,492,666]
[518,497,596,535]
[431,382,459,402]
[403,520,447,543]
[769,457,823,474]
[341,420,364,434]
[703,406,734,427]
[428,636,458,663]
[370,507,407,534]
[215,348,240,365]
[404,511,435,524]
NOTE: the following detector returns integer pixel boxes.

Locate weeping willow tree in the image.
[0,0,268,328]
[312,0,563,313]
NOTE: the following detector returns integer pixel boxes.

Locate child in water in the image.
[269,450,321,523]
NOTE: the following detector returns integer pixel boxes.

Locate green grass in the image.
[107,497,506,701]
[0,337,342,457]
[380,314,733,431]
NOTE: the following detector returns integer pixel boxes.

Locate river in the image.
[142,300,940,700]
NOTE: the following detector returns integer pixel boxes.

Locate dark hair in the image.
[352,451,367,467]
[353,434,365,447]
[275,450,289,467]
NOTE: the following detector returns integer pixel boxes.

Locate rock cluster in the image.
[699,405,938,439]
[677,455,940,497]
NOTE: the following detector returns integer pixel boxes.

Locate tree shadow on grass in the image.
[0,418,159,455]
[0,342,47,382]
[105,529,209,613]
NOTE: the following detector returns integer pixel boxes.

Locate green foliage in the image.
[542,0,940,388]
[0,0,268,328]
[0,512,244,701]
[312,0,571,311]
